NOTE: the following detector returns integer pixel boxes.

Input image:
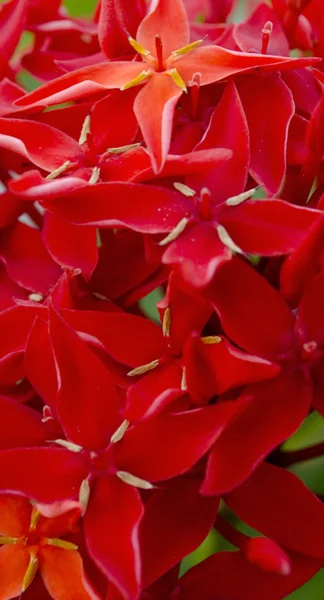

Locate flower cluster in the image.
[1,0,324,598]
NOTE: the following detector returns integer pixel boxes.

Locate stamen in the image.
[127,35,151,57]
[168,68,187,92]
[22,553,39,592]
[162,307,171,337]
[171,39,204,58]
[117,471,155,489]
[79,115,91,145]
[217,224,247,256]
[226,187,258,206]
[28,293,43,302]
[0,536,17,544]
[46,538,78,550]
[107,143,141,155]
[120,70,152,91]
[29,509,40,531]
[110,419,130,443]
[181,367,187,391]
[155,35,164,71]
[173,182,196,197]
[201,336,222,344]
[199,187,213,220]
[159,217,189,246]
[49,439,83,453]
[89,166,101,185]
[46,160,71,180]
[79,479,91,514]
[261,21,273,54]
[127,359,160,376]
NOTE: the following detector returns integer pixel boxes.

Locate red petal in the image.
[0,495,31,536]
[178,548,321,600]
[208,258,295,358]
[90,91,139,152]
[0,222,61,295]
[0,395,49,449]
[39,547,101,600]
[24,316,58,412]
[136,0,189,58]
[40,182,190,231]
[0,0,28,60]
[296,272,324,345]
[85,475,143,600]
[184,335,280,405]
[114,400,247,481]
[141,478,219,588]
[202,370,311,494]
[237,74,294,194]
[246,537,292,576]
[0,448,87,503]
[0,545,30,600]
[0,118,81,172]
[43,213,98,279]
[226,462,324,559]
[98,0,145,58]
[49,306,119,450]
[188,80,249,201]
[221,200,321,255]
[133,74,183,172]
[162,222,232,288]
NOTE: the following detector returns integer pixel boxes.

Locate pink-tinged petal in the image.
[0,78,25,117]
[208,258,295,358]
[49,306,119,450]
[134,74,183,173]
[282,69,321,118]
[0,222,61,295]
[184,335,280,405]
[114,400,247,481]
[0,545,30,600]
[150,147,232,180]
[85,475,143,600]
[39,547,101,600]
[61,309,164,368]
[280,213,324,305]
[188,81,249,201]
[125,360,184,421]
[0,495,31,536]
[0,448,87,503]
[0,118,81,172]
[14,62,145,108]
[24,316,58,412]
[9,170,87,199]
[287,114,308,166]
[202,370,311,495]
[0,0,27,60]
[176,45,320,87]
[0,395,49,449]
[221,200,321,256]
[162,222,232,288]
[226,462,324,559]
[136,0,189,58]
[177,549,321,600]
[90,91,139,152]
[43,214,98,279]
[98,0,145,58]
[141,478,219,588]
[234,3,290,55]
[40,182,190,231]
[296,273,324,345]
[237,74,294,194]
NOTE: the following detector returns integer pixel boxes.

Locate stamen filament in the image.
[155,35,164,72]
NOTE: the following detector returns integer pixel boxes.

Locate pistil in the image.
[261,21,273,54]
[155,35,164,72]
[199,187,213,220]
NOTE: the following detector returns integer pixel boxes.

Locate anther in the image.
[189,72,201,120]
[261,21,273,54]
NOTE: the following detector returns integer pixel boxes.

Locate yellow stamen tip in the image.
[120,70,151,91]
[168,68,187,92]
